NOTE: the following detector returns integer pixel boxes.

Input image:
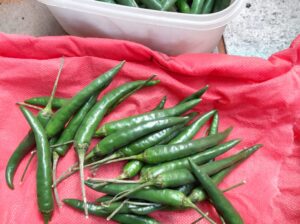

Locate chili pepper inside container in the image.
[37,0,244,55]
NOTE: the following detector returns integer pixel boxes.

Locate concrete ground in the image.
[0,0,299,58]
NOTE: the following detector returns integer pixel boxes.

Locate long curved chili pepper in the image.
[117,95,167,179]
[84,114,195,172]
[209,112,219,135]
[188,165,237,203]
[85,181,216,223]
[24,97,69,109]
[5,58,63,189]
[53,115,193,187]
[86,116,189,159]
[45,61,125,138]
[97,0,116,3]
[201,0,215,13]
[191,0,206,14]
[161,0,177,11]
[64,199,160,224]
[74,78,159,217]
[86,112,196,165]
[95,98,201,136]
[116,0,138,7]
[139,0,162,10]
[105,75,158,116]
[199,144,262,175]
[141,139,240,181]
[91,142,257,204]
[20,106,53,224]
[113,184,194,215]
[177,85,209,105]
[189,159,244,224]
[169,110,216,144]
[106,127,232,164]
[52,94,98,207]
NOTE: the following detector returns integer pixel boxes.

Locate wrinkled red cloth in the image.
[0,32,299,224]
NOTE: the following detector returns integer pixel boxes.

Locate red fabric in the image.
[0,32,300,224]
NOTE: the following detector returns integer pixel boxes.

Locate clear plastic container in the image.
[38,0,244,55]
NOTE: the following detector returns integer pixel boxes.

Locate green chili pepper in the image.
[201,0,215,14]
[130,204,162,215]
[45,61,125,138]
[53,115,193,187]
[117,96,167,180]
[199,144,262,175]
[177,85,209,105]
[96,98,201,136]
[169,110,216,144]
[85,181,216,223]
[6,60,63,189]
[116,0,138,7]
[20,106,53,224]
[152,96,167,111]
[64,198,132,214]
[74,78,159,217]
[24,97,69,109]
[64,199,160,224]
[97,0,117,3]
[108,127,232,164]
[86,116,189,159]
[119,160,144,179]
[141,139,240,180]
[94,122,188,167]
[189,159,244,224]
[188,165,237,203]
[213,0,231,12]
[176,0,191,13]
[139,0,162,10]
[52,94,98,207]
[191,0,206,14]
[129,184,194,215]
[209,112,219,135]
[161,0,177,11]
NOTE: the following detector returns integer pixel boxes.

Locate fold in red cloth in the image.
[0,33,299,224]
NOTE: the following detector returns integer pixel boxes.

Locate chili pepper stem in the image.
[54,152,122,186]
[52,166,76,187]
[125,201,157,206]
[222,180,246,193]
[52,152,62,208]
[20,150,36,183]
[43,57,64,115]
[88,177,141,184]
[116,173,128,180]
[106,199,128,221]
[86,152,121,169]
[78,148,89,218]
[50,140,74,148]
[16,102,43,111]
[189,203,216,224]
[105,154,141,164]
[104,182,152,205]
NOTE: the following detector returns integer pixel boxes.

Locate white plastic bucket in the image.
[38,0,244,55]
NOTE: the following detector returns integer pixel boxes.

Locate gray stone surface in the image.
[225,0,300,58]
[0,0,65,36]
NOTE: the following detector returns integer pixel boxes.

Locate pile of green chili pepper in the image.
[96,0,232,14]
[6,58,262,224]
